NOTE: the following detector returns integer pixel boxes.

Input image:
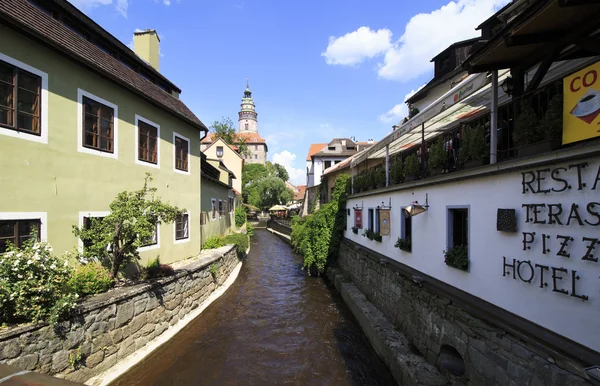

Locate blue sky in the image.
[72,0,508,185]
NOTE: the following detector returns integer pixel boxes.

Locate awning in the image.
[269,205,287,211]
[351,71,495,167]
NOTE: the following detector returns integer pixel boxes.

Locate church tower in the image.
[238,80,258,133]
[236,80,268,164]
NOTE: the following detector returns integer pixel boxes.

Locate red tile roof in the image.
[306,143,327,161]
[201,132,267,144]
[0,0,207,131]
[295,185,306,201]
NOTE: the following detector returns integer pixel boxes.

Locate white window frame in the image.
[77,88,119,159]
[0,212,48,243]
[134,114,160,169]
[77,211,110,253]
[138,221,160,252]
[173,212,190,244]
[0,53,48,144]
[173,131,190,175]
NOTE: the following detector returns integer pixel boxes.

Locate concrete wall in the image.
[346,147,600,354]
[0,25,202,265]
[0,245,241,384]
[336,240,590,386]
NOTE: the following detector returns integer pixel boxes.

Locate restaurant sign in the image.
[563,61,600,145]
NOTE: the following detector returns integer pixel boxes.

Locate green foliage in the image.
[362,228,382,242]
[390,160,404,184]
[409,106,419,118]
[351,226,358,234]
[242,163,268,187]
[209,263,218,279]
[68,262,113,296]
[245,176,294,209]
[210,117,249,156]
[444,245,469,271]
[266,162,289,182]
[203,236,225,249]
[513,101,542,147]
[246,223,255,237]
[394,237,411,252]
[375,167,386,188]
[68,347,83,369]
[223,233,249,259]
[143,256,174,279]
[0,239,78,325]
[459,125,487,163]
[73,174,183,279]
[539,94,563,141]
[428,137,447,171]
[404,154,420,178]
[290,175,350,275]
[234,206,246,228]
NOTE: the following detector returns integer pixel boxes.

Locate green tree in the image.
[73,174,183,278]
[242,163,268,187]
[245,176,294,209]
[210,117,249,156]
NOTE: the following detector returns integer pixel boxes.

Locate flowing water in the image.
[113,229,395,386]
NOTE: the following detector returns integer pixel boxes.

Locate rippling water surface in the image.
[113,229,395,386]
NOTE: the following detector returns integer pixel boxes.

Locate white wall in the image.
[311,157,347,187]
[346,154,600,353]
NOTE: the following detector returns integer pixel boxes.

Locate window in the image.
[219,200,224,217]
[324,161,331,169]
[174,133,189,173]
[254,154,257,159]
[216,146,223,157]
[229,197,234,213]
[368,209,374,231]
[245,123,248,130]
[375,209,380,234]
[400,209,412,252]
[0,60,41,136]
[175,213,189,241]
[328,146,335,151]
[0,219,40,253]
[141,220,158,247]
[211,199,217,219]
[82,216,105,251]
[82,96,114,153]
[335,160,341,165]
[448,208,469,248]
[137,118,158,165]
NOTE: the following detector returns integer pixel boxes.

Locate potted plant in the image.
[373,232,382,242]
[351,226,359,234]
[394,237,411,252]
[443,245,469,271]
[404,154,420,181]
[459,125,487,169]
[362,229,376,240]
[375,167,386,188]
[390,160,404,185]
[428,137,447,176]
[354,175,363,193]
[536,94,563,150]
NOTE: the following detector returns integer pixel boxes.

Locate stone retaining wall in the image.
[337,240,592,386]
[266,219,292,236]
[0,245,241,384]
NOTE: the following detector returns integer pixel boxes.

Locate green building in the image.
[0,0,208,265]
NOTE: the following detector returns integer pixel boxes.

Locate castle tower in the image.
[238,79,258,133]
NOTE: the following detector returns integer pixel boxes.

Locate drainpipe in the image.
[351,165,354,195]
[491,70,498,164]
[385,145,389,187]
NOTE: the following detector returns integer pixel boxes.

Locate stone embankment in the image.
[0,245,243,384]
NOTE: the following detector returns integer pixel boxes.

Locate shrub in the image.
[375,167,386,187]
[246,223,254,237]
[428,137,447,171]
[351,226,358,234]
[513,101,541,147]
[223,233,249,259]
[209,263,218,279]
[204,236,225,249]
[235,206,246,228]
[0,239,78,325]
[390,160,404,184]
[459,125,487,164]
[404,154,420,178]
[444,245,469,271]
[144,257,175,279]
[68,262,113,296]
[290,174,350,275]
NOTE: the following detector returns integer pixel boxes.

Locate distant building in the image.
[305,138,375,187]
[202,137,243,194]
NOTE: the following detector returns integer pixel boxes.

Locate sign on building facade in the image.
[563,61,600,145]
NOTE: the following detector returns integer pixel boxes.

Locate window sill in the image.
[138,243,159,252]
[0,126,47,144]
[174,237,190,245]
[79,145,118,159]
[174,168,190,176]
[136,158,160,169]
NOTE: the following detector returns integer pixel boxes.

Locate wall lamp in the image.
[378,198,392,210]
[404,193,429,217]
[501,76,514,96]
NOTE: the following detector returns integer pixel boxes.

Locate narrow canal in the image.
[113,229,395,385]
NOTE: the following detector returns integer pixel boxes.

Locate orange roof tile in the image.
[306,144,327,161]
[295,185,307,200]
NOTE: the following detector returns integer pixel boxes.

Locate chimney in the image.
[368,139,374,144]
[134,29,160,71]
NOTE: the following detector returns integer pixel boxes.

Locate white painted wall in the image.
[310,156,347,187]
[346,154,600,353]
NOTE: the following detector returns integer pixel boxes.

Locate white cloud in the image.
[322,27,392,66]
[163,0,171,5]
[273,151,305,186]
[69,0,128,17]
[378,85,425,123]
[323,0,509,82]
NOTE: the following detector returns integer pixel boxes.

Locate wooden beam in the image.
[526,49,560,93]
[574,37,600,54]
[558,0,600,7]
[505,31,566,47]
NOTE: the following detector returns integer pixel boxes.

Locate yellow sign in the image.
[379,209,390,236]
[563,61,600,145]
